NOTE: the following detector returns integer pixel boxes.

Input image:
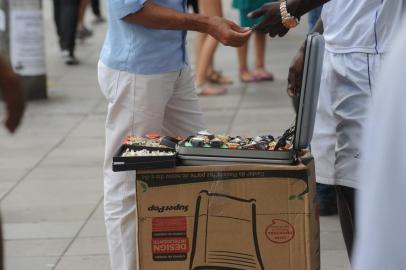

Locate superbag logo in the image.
[151,217,189,261]
[148,204,189,213]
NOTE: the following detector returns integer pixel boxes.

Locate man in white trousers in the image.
[97,1,251,270]
[281,0,403,262]
[353,19,406,270]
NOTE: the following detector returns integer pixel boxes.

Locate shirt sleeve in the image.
[111,0,149,19]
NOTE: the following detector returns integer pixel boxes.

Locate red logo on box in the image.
[151,217,189,261]
[265,219,295,244]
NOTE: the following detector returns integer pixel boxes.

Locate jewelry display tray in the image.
[177,145,296,165]
[178,33,325,166]
[112,145,176,172]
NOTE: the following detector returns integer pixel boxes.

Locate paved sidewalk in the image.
[0,1,349,269]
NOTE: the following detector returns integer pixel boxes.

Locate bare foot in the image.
[240,69,259,83]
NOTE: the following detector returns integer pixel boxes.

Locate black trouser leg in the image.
[335,185,356,261]
[90,0,101,16]
[53,0,62,48]
[57,0,80,55]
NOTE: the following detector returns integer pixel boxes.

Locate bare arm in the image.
[249,0,328,37]
[122,1,251,47]
[288,0,330,18]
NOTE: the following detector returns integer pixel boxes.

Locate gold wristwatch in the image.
[279,0,300,29]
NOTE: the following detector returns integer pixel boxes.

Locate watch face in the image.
[285,18,298,28]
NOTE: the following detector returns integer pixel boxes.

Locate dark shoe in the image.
[65,56,79,66]
[61,50,79,65]
[92,16,106,25]
[317,183,338,216]
[77,27,93,39]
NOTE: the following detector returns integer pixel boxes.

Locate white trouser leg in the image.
[311,51,337,185]
[98,62,204,270]
[312,52,382,188]
[163,66,205,136]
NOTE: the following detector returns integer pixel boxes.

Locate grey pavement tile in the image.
[5,256,58,270]
[5,238,70,257]
[1,179,102,223]
[65,237,109,256]
[321,250,351,270]
[69,115,106,138]
[2,203,101,224]
[199,89,243,111]
[320,231,347,251]
[320,215,343,232]
[1,179,102,207]
[55,255,111,270]
[3,222,82,240]
[0,169,28,183]
[92,101,108,115]
[0,182,18,199]
[229,107,295,137]
[90,202,104,221]
[24,96,102,115]
[203,110,235,134]
[242,81,293,109]
[25,167,103,182]
[78,220,106,238]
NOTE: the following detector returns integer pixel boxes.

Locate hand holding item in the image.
[0,55,25,133]
[248,2,289,37]
[208,16,252,47]
[287,44,305,97]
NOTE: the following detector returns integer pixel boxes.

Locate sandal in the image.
[239,69,260,83]
[207,69,234,85]
[196,82,227,96]
[254,68,275,81]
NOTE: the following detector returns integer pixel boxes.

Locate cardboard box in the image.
[136,158,320,270]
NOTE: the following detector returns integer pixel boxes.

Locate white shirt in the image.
[321,0,404,53]
[353,19,406,270]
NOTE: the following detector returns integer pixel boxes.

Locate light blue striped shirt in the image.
[100,0,187,75]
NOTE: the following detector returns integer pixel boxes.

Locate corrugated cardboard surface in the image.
[136,160,320,270]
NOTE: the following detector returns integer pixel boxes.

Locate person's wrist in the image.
[286,0,301,19]
[187,14,212,34]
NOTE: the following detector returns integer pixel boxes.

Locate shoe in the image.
[92,16,106,25]
[61,50,79,65]
[196,82,227,96]
[77,27,93,39]
[65,56,79,66]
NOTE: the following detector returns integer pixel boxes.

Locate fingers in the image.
[247,7,266,19]
[230,22,251,33]
[226,30,252,47]
[278,28,289,37]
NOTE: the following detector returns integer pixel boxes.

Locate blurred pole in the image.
[0,0,47,100]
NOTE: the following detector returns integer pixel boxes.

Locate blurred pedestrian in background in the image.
[77,0,93,40]
[195,0,233,96]
[52,0,80,65]
[232,0,275,83]
[90,0,105,24]
[187,0,199,14]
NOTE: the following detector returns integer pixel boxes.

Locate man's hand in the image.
[208,16,252,47]
[287,44,305,97]
[0,56,25,133]
[248,2,289,37]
